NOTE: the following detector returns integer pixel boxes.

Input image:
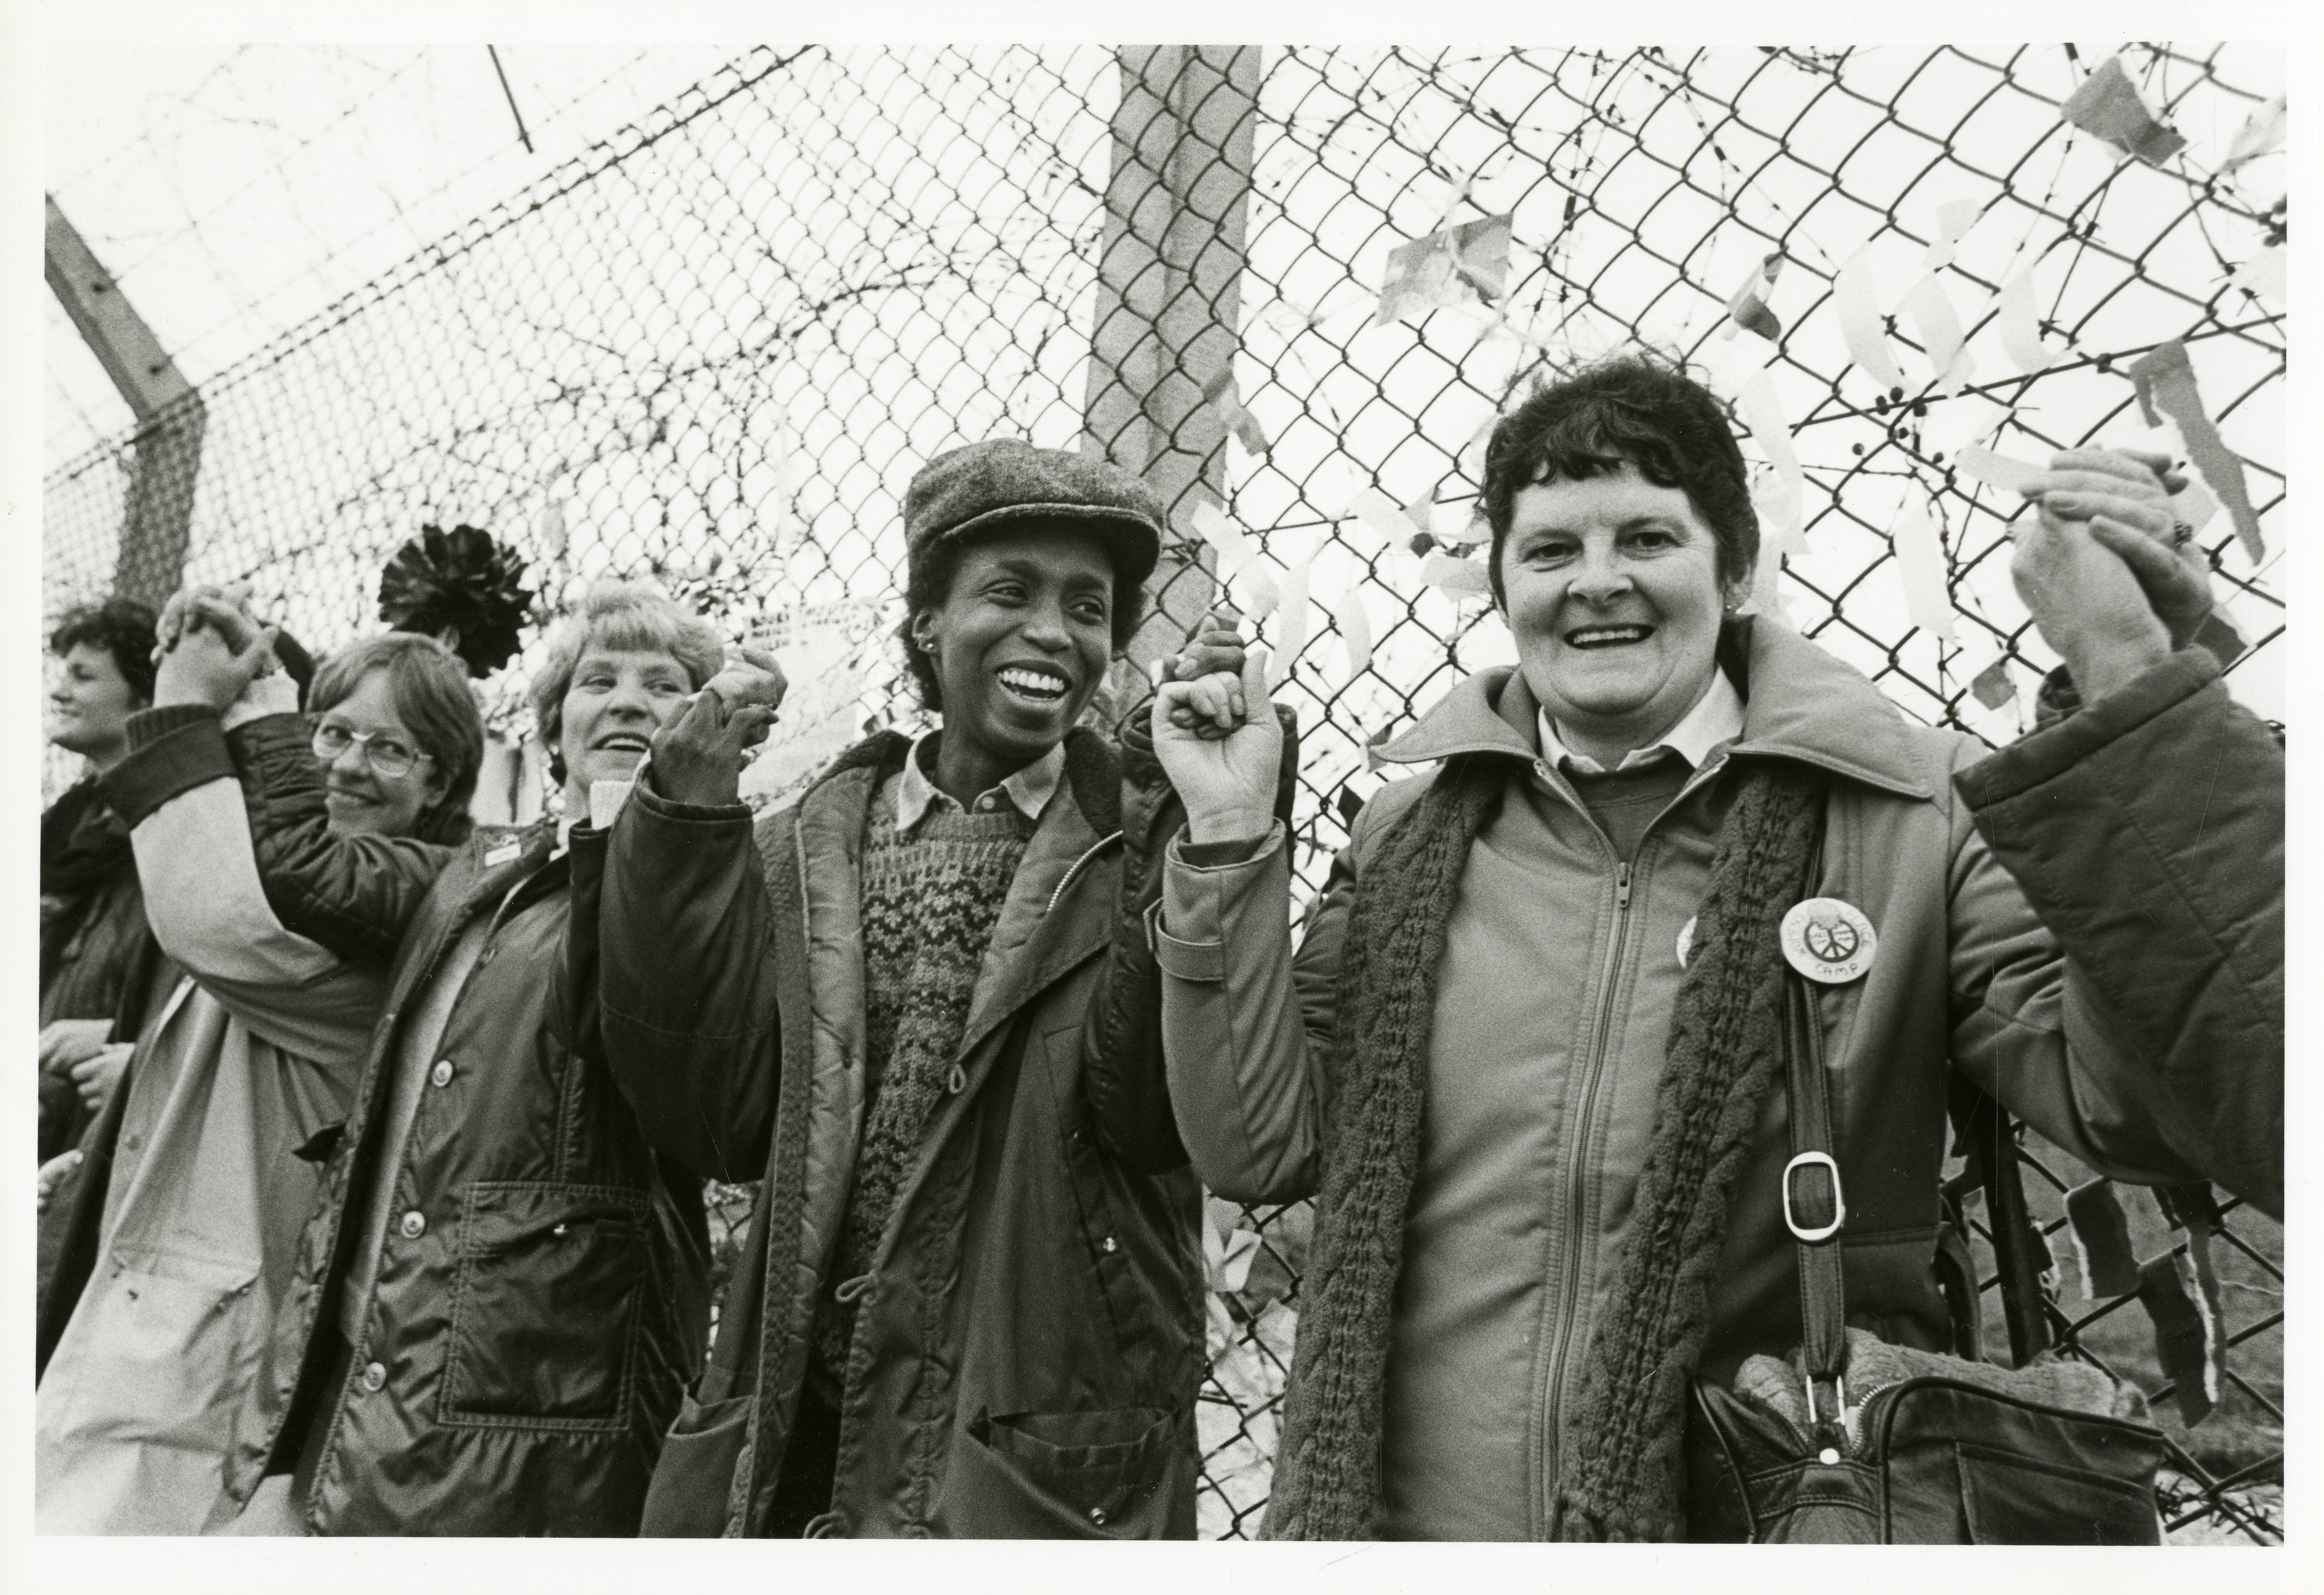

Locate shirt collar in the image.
[1538,667,1745,776]
[893,730,1064,834]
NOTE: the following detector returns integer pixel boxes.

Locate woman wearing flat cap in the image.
[585,438,1284,1538]
[1150,354,2280,1542]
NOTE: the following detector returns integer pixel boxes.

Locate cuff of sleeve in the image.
[222,672,301,730]
[105,709,236,825]
[1956,649,2221,810]
[1155,820,1286,984]
[628,767,753,826]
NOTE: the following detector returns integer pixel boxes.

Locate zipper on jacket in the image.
[1537,840,1635,1535]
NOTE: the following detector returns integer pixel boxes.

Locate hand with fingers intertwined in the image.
[2012,447,2217,703]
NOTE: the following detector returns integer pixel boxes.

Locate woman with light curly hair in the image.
[169,579,739,1536]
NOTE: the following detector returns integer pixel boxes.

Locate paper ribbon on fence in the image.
[1374,213,1515,326]
[1732,368,1806,554]
[2234,244,2285,305]
[2127,338,2265,561]
[1350,486,1423,550]
[1420,551,1493,595]
[2136,1254,2216,1426]
[1994,268,2059,374]
[1969,657,2018,713]
[1201,368,1272,457]
[1919,198,1982,274]
[1270,560,1311,687]
[1743,550,1790,624]
[1364,722,1393,774]
[1404,484,1437,537]
[1189,499,1255,576]
[2218,93,2286,176]
[1892,499,1958,642]
[1235,559,1282,621]
[2064,1179,2144,1299]
[1725,251,1785,341]
[1834,247,1907,391]
[2062,55,2188,168]
[1899,271,1975,391]
[1954,444,2044,495]
[1331,579,1374,680]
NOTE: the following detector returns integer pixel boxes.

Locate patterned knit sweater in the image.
[807,791,1033,1401]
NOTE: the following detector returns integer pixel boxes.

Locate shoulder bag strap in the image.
[1780,966,1850,1454]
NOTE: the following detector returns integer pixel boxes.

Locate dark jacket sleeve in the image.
[595,777,782,1183]
[218,712,455,965]
[1081,705,1300,1176]
[1954,649,2282,1216]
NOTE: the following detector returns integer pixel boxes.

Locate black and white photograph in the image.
[9,0,2290,1574]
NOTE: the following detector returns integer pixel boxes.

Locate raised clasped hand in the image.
[2014,447,2215,702]
[647,645,787,807]
[1152,644,1281,846]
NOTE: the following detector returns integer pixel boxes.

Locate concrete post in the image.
[1080,46,1262,675]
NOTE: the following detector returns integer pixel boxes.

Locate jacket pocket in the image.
[46,1251,261,1450]
[439,1181,651,1431]
[941,1406,1189,1539]
[637,1392,751,1536]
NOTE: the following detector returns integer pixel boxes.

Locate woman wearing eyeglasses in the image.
[181,579,735,1537]
[37,626,483,1534]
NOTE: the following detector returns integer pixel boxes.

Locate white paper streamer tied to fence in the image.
[1270,560,1311,687]
[1236,560,1282,621]
[1725,251,1784,341]
[1899,272,1974,392]
[2218,93,2286,176]
[1891,499,1958,642]
[1731,367,1807,555]
[1350,487,1423,551]
[2235,245,2285,305]
[1189,499,1254,576]
[1918,198,1981,272]
[1994,268,2059,374]
[1421,552,1492,596]
[1330,579,1374,680]
[2061,55,2188,168]
[1834,247,1906,391]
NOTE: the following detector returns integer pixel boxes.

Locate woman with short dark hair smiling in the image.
[1151,354,2281,1542]
[589,439,1260,1538]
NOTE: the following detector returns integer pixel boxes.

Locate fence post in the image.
[1081,46,1262,673]
[44,194,208,608]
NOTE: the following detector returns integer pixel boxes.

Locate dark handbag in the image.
[1683,945,2167,1543]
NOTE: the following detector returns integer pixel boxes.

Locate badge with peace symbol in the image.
[1779,896,1878,984]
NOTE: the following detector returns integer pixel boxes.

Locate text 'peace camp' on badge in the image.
[1780,897,1878,984]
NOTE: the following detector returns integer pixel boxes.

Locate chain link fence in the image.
[43,42,2282,1541]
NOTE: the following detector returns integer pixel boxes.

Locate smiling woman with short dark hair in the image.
[587,438,1260,1539]
[1151,352,2282,1543]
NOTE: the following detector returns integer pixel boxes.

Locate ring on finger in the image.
[2171,521,2195,548]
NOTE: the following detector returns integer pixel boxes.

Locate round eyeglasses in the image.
[311,721,435,779]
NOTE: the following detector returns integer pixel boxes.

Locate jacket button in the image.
[361,1362,386,1392]
[1101,1236,1117,1254]
[430,1059,454,1087]
[399,1210,427,1240]
[1088,1506,1107,1525]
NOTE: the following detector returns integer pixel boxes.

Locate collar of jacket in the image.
[796,724,1126,1077]
[1377,616,1934,801]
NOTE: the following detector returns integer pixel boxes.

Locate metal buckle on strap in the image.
[1782,1151,1846,1243]
[1143,896,1166,956]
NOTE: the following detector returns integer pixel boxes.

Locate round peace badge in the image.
[1779,897,1878,984]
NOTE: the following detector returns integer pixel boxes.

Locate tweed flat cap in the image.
[903,439,1165,586]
